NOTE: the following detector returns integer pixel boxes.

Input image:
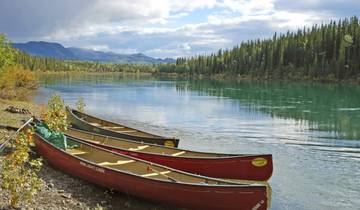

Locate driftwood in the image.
[5,106,31,114]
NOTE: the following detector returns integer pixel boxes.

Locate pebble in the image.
[61,193,72,199]
[48,182,55,188]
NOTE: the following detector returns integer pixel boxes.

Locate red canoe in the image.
[32,132,270,210]
[65,127,273,181]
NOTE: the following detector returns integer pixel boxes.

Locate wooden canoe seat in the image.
[66,148,88,155]
[129,145,149,151]
[90,122,102,126]
[142,171,171,177]
[172,151,186,156]
[98,160,135,166]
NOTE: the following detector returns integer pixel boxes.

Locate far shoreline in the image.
[34,70,360,85]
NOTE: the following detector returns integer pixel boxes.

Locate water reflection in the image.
[174,79,360,141]
[37,73,360,142]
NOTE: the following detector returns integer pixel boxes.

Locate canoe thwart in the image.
[66,149,88,155]
[103,126,125,129]
[89,122,101,126]
[142,170,171,177]
[172,151,186,156]
[98,160,135,166]
[129,145,149,151]
[118,130,137,133]
[85,139,101,144]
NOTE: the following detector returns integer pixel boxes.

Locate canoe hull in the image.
[34,134,268,210]
[87,142,273,181]
[67,108,179,147]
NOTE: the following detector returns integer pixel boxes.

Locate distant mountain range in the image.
[13,41,175,64]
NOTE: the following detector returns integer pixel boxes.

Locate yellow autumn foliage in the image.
[0,65,38,100]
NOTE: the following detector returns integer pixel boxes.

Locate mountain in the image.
[12,41,175,64]
[13,41,76,60]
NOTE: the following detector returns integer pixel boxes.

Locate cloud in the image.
[169,12,190,19]
[83,44,110,51]
[0,0,358,58]
[221,0,276,15]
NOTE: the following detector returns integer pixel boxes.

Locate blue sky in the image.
[0,0,359,58]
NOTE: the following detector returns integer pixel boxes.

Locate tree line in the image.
[158,16,360,81]
[15,52,157,73]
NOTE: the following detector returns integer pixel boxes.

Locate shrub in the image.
[0,65,38,100]
[0,129,43,207]
[41,94,68,133]
[76,96,86,112]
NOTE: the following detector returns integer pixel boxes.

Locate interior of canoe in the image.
[63,137,232,185]
[72,109,159,138]
[66,128,229,158]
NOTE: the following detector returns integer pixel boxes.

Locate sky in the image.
[0,0,359,58]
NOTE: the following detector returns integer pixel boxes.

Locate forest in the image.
[158,16,360,81]
[15,52,157,73]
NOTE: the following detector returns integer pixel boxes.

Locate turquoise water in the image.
[35,73,360,210]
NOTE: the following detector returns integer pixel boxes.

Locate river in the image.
[35,73,360,210]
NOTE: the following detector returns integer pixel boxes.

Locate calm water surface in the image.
[35,73,360,210]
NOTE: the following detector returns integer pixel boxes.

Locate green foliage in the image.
[0,34,17,73]
[344,34,353,45]
[158,16,360,81]
[0,129,43,207]
[41,94,68,133]
[76,96,86,112]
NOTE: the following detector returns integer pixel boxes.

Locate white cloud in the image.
[206,10,332,30]
[113,48,139,54]
[169,0,217,12]
[270,11,332,29]
[221,0,276,15]
[83,44,110,51]
[146,42,194,58]
[169,12,190,19]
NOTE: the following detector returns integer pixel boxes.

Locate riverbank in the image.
[0,99,177,210]
[154,72,360,84]
[30,70,360,85]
